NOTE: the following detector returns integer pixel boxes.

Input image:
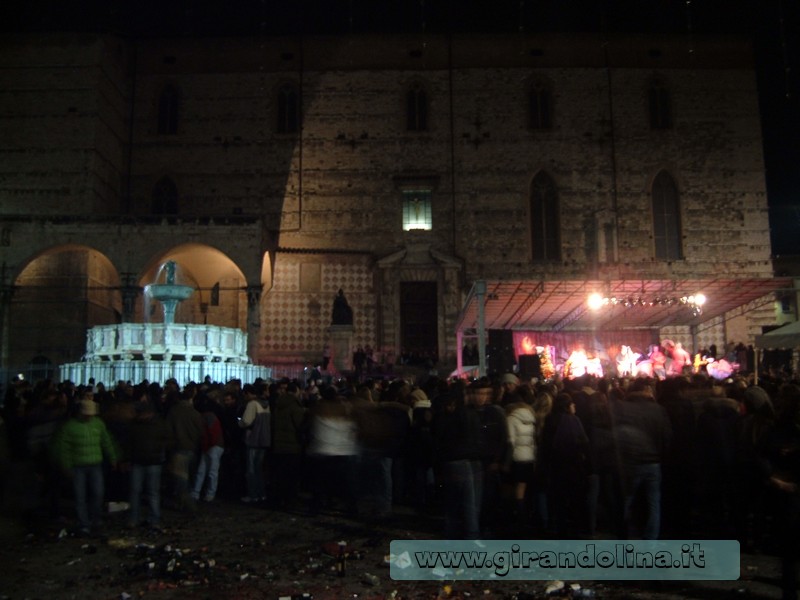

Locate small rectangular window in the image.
[402,190,432,231]
[649,87,672,129]
[277,85,299,134]
[406,86,428,131]
[158,87,179,135]
[529,89,552,130]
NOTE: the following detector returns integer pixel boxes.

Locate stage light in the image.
[585,291,707,316]
[587,293,606,310]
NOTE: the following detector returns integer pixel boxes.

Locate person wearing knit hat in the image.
[499,373,520,405]
[52,394,117,536]
[500,373,520,386]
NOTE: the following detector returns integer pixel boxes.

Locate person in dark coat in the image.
[586,391,624,538]
[613,378,671,540]
[761,384,800,600]
[694,384,740,537]
[469,380,511,537]
[432,389,484,539]
[271,382,306,508]
[353,386,411,518]
[165,387,204,511]
[408,387,436,509]
[659,376,696,538]
[540,392,590,538]
[127,398,173,529]
[735,385,775,551]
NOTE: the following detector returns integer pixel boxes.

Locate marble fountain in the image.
[59,261,271,386]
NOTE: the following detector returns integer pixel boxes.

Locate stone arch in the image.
[527,169,561,262]
[137,243,251,330]
[8,244,123,377]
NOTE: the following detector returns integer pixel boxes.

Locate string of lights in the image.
[587,292,706,316]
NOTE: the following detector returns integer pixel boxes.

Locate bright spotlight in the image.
[587,293,605,311]
[694,293,706,306]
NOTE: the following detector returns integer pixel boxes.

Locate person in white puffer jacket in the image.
[505,385,537,531]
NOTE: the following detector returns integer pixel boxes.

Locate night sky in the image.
[2,0,798,255]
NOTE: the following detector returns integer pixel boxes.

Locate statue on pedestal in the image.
[331,289,353,325]
[328,289,355,373]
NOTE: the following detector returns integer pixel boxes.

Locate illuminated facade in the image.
[0,32,785,382]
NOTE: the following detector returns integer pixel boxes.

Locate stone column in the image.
[0,282,15,380]
[327,324,355,373]
[246,284,263,362]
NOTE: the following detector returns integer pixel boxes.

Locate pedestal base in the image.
[327,325,355,373]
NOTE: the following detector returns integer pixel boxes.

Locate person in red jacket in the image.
[191,395,225,502]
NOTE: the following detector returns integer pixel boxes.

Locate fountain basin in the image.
[59,322,271,386]
[58,259,271,386]
[144,283,195,302]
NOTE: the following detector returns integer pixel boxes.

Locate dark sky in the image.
[2,0,798,255]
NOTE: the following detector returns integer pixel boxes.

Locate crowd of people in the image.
[1,366,800,596]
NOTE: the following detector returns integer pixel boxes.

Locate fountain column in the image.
[246,284,263,362]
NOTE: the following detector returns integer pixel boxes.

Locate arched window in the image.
[157,85,179,134]
[652,171,682,260]
[530,172,560,261]
[277,83,300,134]
[528,82,552,130]
[406,83,428,131]
[648,82,672,129]
[152,177,178,215]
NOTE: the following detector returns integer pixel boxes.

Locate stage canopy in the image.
[454,277,793,376]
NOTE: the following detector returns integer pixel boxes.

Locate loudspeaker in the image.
[487,329,516,375]
[518,354,542,380]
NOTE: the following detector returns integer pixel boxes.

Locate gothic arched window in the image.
[648,82,672,130]
[652,171,682,260]
[277,83,300,134]
[528,82,552,130]
[406,83,428,132]
[157,85,179,135]
[530,172,560,261]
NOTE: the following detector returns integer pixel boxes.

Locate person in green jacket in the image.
[52,396,118,536]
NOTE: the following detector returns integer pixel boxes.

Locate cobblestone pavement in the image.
[0,498,790,600]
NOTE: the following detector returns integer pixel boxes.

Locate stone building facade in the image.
[0,31,783,381]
